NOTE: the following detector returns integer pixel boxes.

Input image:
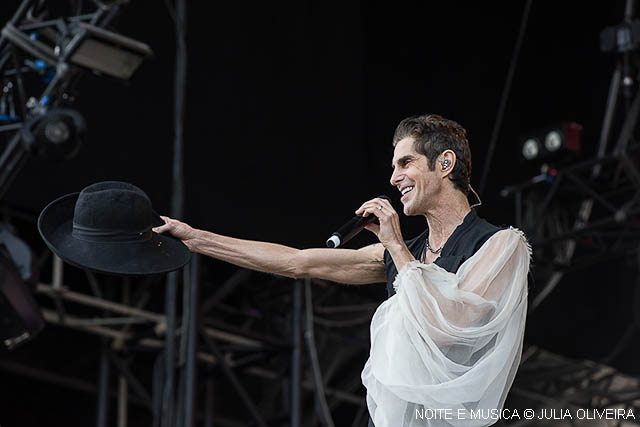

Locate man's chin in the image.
[402,204,413,216]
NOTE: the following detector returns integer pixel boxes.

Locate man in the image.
[154,114,530,426]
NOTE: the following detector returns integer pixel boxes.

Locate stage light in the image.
[22,108,86,160]
[2,20,152,82]
[69,23,153,80]
[519,122,582,163]
[544,130,563,152]
[0,225,44,352]
[522,138,541,160]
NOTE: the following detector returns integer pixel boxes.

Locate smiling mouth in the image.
[401,186,414,196]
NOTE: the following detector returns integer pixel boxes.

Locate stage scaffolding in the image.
[496,1,640,424]
[1,1,640,426]
[1,249,639,427]
[1,250,374,427]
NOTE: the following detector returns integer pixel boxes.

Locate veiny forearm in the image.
[186,228,386,284]
[188,229,303,278]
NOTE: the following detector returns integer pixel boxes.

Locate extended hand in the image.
[152,216,199,251]
[355,197,405,251]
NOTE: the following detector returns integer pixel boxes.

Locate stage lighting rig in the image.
[0,1,151,354]
[519,122,582,164]
[504,0,640,318]
[0,0,152,199]
[22,107,86,160]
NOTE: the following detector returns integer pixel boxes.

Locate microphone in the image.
[326,195,391,248]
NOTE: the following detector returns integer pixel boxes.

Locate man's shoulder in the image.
[474,214,506,234]
[471,214,509,251]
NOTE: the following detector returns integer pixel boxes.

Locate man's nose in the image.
[390,169,400,187]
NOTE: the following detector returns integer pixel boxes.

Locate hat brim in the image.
[38,193,191,276]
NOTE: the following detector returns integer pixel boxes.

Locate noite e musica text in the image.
[415,408,636,421]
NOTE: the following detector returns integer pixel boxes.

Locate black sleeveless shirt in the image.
[383,210,503,297]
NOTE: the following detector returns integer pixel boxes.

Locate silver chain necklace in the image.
[425,238,444,255]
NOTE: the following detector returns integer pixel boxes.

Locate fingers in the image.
[152,224,168,234]
[355,197,395,217]
[152,216,173,234]
[364,222,380,234]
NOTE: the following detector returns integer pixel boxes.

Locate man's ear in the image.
[439,150,456,178]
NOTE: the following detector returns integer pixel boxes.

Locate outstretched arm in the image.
[153,217,387,285]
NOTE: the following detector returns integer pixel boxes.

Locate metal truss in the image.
[500,346,640,427]
[502,146,640,313]
[0,2,372,426]
[500,0,640,314]
[6,246,640,427]
[0,0,151,198]
[504,146,640,266]
[0,219,375,427]
[6,3,640,426]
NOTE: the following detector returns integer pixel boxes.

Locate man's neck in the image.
[424,190,471,248]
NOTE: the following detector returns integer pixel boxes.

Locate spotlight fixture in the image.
[544,130,563,152]
[2,19,152,82]
[522,138,541,160]
[69,23,153,80]
[0,1,151,198]
[22,108,86,160]
[519,122,582,162]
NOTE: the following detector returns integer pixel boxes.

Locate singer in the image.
[154,114,531,427]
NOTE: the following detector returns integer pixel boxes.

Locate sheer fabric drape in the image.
[362,228,530,427]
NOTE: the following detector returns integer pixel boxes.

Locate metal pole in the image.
[118,376,128,427]
[291,280,303,427]
[96,339,110,427]
[37,284,265,347]
[0,0,36,51]
[204,374,214,427]
[304,278,335,427]
[52,255,66,322]
[478,0,533,196]
[165,0,187,422]
[108,351,153,410]
[162,271,177,427]
[171,0,187,222]
[201,331,268,427]
[184,254,199,427]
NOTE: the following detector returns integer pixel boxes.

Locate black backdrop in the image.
[1,0,639,425]
[2,1,617,247]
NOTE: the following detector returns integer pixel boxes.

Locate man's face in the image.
[390,137,440,216]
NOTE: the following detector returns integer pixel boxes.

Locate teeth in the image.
[401,186,414,195]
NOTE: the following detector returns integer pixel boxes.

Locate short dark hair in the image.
[392,114,471,195]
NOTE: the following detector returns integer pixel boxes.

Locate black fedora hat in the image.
[38,181,191,276]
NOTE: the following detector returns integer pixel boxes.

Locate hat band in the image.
[72,223,152,243]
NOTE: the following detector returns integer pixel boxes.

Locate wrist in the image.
[184,228,203,252]
[386,241,408,255]
[386,242,414,271]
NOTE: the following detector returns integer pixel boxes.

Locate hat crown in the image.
[72,182,152,242]
[38,180,191,275]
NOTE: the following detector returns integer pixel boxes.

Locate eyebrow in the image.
[391,154,416,169]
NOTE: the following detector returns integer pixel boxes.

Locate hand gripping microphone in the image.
[326,195,391,248]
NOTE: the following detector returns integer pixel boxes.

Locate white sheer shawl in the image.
[362,228,530,427]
